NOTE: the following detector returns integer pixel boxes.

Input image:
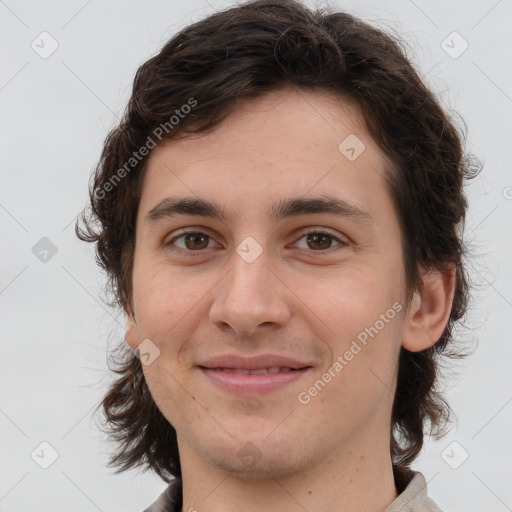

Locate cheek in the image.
[141,363,197,432]
[132,259,207,331]
[293,264,400,334]
[302,269,403,385]
[310,315,402,429]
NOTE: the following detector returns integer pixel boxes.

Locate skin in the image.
[125,87,455,512]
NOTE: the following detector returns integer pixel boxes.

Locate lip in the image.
[200,367,312,394]
[198,354,312,371]
[197,354,313,395]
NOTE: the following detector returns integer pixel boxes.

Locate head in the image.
[78,0,479,490]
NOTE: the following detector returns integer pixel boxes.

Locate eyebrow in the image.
[145,195,375,228]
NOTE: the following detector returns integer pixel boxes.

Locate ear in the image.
[401,266,456,352]
[125,310,139,349]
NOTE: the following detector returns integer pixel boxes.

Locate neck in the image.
[178,434,398,512]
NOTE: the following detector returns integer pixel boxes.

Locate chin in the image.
[212,455,305,481]
[200,438,310,481]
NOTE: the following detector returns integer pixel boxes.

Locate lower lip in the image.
[200,367,311,395]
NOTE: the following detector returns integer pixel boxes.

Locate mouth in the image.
[201,366,304,374]
[198,365,312,394]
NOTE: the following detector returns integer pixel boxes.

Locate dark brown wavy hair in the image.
[77,0,480,492]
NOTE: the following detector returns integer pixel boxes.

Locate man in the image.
[77,1,478,510]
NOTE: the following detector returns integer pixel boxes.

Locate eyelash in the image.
[164,228,348,256]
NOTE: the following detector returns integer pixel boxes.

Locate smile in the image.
[199,366,311,394]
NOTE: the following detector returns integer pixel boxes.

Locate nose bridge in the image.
[208,238,291,335]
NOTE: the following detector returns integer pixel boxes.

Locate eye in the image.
[165,229,218,252]
[293,229,348,252]
[164,228,348,254]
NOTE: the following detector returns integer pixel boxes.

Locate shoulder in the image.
[144,473,443,512]
[143,479,182,512]
[385,471,444,512]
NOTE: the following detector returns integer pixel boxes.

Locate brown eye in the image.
[306,233,333,250]
[184,233,209,250]
[168,232,213,251]
[294,230,347,252]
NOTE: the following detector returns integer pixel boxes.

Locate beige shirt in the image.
[385,472,443,512]
[145,471,443,512]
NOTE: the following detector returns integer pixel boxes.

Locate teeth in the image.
[217,366,296,374]
[250,368,269,375]
[222,368,250,374]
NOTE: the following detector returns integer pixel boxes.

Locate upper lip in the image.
[198,354,313,370]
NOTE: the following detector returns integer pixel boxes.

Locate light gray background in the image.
[1,0,511,510]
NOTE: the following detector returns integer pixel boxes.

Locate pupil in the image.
[186,233,207,250]
[308,233,330,250]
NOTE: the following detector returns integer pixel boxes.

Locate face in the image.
[127,88,409,479]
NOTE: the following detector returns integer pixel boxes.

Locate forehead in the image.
[165,88,373,162]
[140,88,394,225]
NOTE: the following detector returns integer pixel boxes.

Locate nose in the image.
[208,248,292,337]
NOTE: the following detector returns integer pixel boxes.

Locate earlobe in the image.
[401,267,456,352]
[125,311,139,349]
